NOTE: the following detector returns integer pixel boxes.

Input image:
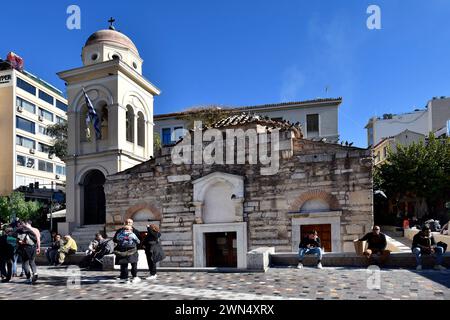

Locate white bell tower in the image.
[58,20,160,234]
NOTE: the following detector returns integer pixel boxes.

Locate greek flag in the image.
[83,88,101,140]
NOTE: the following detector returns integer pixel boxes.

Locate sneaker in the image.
[317,262,323,269]
[25,278,32,284]
[434,265,447,271]
[146,275,157,280]
[118,278,128,283]
[131,277,141,283]
[416,265,422,271]
[1,278,11,283]
[297,263,303,269]
[32,274,38,285]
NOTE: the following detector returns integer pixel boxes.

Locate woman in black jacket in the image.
[143,224,165,280]
[0,228,15,283]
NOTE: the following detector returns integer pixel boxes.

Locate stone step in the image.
[270,252,450,268]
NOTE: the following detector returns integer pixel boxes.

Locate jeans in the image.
[298,247,323,262]
[412,246,444,266]
[119,263,138,279]
[0,259,13,279]
[145,251,157,276]
[46,249,58,265]
[22,258,37,279]
[12,253,18,275]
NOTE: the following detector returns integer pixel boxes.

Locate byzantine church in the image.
[58,23,373,268]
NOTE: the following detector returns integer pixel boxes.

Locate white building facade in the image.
[366,96,450,147]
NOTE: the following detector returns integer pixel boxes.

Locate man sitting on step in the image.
[358,226,390,266]
[297,230,323,269]
[56,235,78,266]
[412,225,446,271]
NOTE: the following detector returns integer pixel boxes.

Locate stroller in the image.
[79,239,114,270]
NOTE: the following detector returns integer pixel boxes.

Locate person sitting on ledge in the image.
[412,225,446,271]
[297,230,323,269]
[45,234,63,266]
[56,235,77,266]
[358,226,390,266]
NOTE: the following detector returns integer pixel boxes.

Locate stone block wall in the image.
[105,132,373,267]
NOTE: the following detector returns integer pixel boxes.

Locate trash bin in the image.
[353,239,367,256]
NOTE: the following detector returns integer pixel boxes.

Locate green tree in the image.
[0,192,41,223]
[153,132,162,156]
[46,121,68,159]
[375,133,450,217]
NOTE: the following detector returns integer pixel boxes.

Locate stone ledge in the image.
[270,252,450,268]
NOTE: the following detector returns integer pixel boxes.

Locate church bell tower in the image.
[58,20,160,234]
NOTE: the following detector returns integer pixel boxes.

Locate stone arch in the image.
[122,90,150,120]
[124,203,162,221]
[289,190,340,212]
[192,172,244,224]
[76,165,109,185]
[72,85,114,113]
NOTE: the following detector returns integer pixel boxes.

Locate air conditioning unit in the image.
[55,174,60,180]
[29,149,35,154]
[38,115,43,121]
[17,106,23,113]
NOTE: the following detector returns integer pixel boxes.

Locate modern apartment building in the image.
[0,57,68,196]
[154,98,342,147]
[366,96,450,147]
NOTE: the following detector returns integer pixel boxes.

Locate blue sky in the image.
[2,0,450,147]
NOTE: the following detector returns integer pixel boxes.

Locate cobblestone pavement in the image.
[0,266,448,300]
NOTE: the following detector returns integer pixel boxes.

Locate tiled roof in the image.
[154,97,342,119]
[209,112,303,137]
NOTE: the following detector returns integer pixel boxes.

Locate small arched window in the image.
[137,111,145,147]
[126,105,134,143]
[99,102,108,140]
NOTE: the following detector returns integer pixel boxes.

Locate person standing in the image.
[143,224,165,280]
[113,225,140,283]
[16,220,40,284]
[358,226,390,266]
[0,227,16,283]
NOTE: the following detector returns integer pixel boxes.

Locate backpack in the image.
[17,229,37,246]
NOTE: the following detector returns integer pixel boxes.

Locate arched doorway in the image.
[83,170,106,225]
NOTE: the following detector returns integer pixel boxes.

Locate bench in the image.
[35,250,115,271]
[270,251,450,268]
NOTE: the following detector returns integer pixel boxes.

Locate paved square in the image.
[0,266,448,300]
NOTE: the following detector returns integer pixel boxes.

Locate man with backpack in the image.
[16,220,40,284]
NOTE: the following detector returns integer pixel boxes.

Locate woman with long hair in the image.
[142,224,165,280]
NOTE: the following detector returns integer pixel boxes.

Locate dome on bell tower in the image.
[81,18,143,74]
[84,29,139,55]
